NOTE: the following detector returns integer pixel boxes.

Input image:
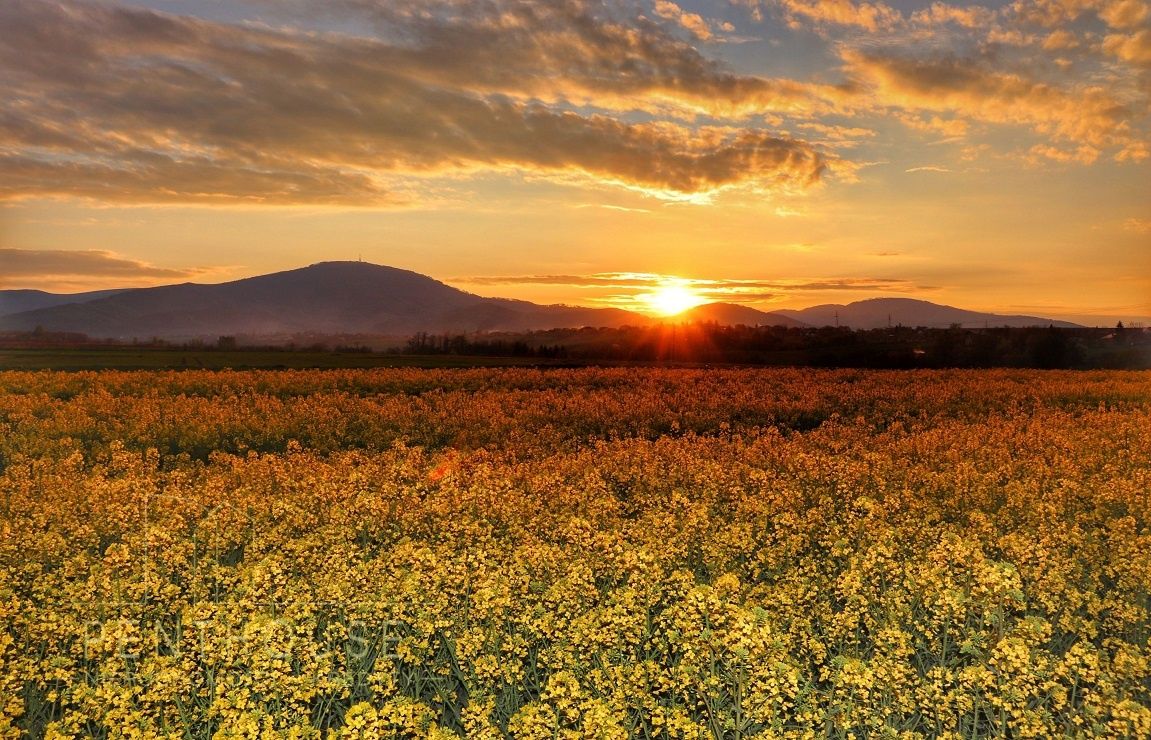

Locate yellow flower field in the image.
[2,368,1149,738]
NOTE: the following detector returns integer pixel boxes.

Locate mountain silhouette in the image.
[774,298,1082,329]
[1,264,1082,339]
[672,302,807,327]
[0,262,650,338]
[0,288,131,316]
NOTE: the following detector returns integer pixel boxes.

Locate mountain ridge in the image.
[1,262,1083,338]
[673,302,807,328]
[775,297,1082,329]
[0,262,651,338]
[0,288,134,316]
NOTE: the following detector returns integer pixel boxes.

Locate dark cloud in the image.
[0,248,202,279]
[0,0,832,205]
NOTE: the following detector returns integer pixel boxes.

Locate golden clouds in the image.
[843,49,1135,153]
[1100,0,1150,28]
[1104,27,1151,63]
[736,0,901,31]
[1,0,1149,209]
[777,0,901,31]
[652,0,714,40]
[455,272,928,309]
[910,3,997,29]
[0,0,830,206]
[0,248,203,284]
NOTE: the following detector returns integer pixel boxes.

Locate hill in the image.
[775,298,1082,329]
[2,265,1085,340]
[0,262,650,339]
[0,288,131,316]
[673,302,807,327]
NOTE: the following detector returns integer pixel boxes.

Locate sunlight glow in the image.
[644,282,706,316]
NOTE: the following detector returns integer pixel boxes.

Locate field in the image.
[2,368,1150,739]
[0,350,553,372]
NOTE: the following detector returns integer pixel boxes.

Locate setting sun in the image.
[645,282,706,316]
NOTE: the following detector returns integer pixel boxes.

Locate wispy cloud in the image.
[652,0,715,41]
[1124,217,1151,233]
[0,248,206,286]
[456,272,928,295]
[842,48,1137,156]
[777,0,902,32]
[573,204,654,214]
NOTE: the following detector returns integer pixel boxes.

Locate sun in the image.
[645,282,706,316]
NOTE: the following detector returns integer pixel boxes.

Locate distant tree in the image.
[1028,327,1077,369]
[216,335,238,350]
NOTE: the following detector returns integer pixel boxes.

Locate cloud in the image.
[776,0,902,31]
[843,49,1133,151]
[1007,0,1099,29]
[652,0,713,41]
[910,3,996,29]
[770,278,926,291]
[0,248,203,282]
[1026,143,1101,164]
[1123,217,1151,232]
[736,0,901,31]
[573,204,654,213]
[456,272,926,293]
[796,122,876,148]
[1104,28,1151,64]
[895,112,970,137]
[1041,29,1080,49]
[1100,0,1149,29]
[2,0,1144,209]
[264,0,847,115]
[905,165,953,173]
[456,271,931,309]
[0,0,835,206]
[458,273,679,288]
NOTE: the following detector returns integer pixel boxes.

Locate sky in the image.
[0,0,1149,324]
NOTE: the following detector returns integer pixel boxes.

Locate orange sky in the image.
[1,1,1149,325]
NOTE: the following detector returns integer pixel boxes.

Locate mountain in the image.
[1,265,1085,340]
[0,262,651,339]
[673,302,808,328]
[774,298,1082,329]
[0,288,131,316]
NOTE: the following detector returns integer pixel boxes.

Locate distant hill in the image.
[774,298,1082,329]
[673,302,807,328]
[2,265,1085,340]
[0,288,131,316]
[0,262,652,339]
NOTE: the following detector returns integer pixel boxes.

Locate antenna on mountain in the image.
[358,253,363,262]
[834,311,839,328]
